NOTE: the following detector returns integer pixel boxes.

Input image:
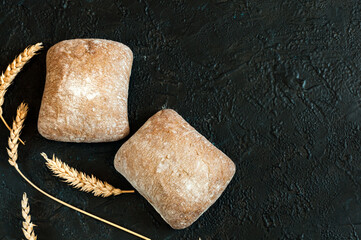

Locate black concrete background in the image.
[0,0,361,239]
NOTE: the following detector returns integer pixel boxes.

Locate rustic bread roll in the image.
[38,39,133,142]
[114,109,236,229]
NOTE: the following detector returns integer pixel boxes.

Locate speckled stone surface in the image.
[1,0,361,239]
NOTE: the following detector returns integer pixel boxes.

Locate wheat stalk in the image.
[7,103,150,240]
[21,192,37,240]
[0,42,43,145]
[41,153,134,197]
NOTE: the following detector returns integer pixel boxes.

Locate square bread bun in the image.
[114,109,236,229]
[38,39,133,142]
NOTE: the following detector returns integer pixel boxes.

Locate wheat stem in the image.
[7,103,150,240]
[0,114,11,130]
[0,42,42,145]
[21,192,37,240]
[41,153,134,197]
[14,166,150,240]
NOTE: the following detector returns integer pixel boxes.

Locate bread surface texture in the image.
[38,38,133,142]
[114,109,236,229]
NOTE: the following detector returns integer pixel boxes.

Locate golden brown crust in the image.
[114,109,236,229]
[38,39,133,142]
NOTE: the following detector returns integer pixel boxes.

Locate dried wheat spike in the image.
[21,192,37,240]
[7,104,149,240]
[41,153,134,197]
[0,43,42,145]
[0,43,42,116]
[7,103,28,167]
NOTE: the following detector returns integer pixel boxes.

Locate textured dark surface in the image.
[0,0,361,239]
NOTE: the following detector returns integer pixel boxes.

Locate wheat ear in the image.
[7,103,150,240]
[0,42,43,145]
[21,192,37,240]
[7,103,28,166]
[41,153,134,197]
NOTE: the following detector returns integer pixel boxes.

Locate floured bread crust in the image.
[114,109,236,229]
[38,39,133,142]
